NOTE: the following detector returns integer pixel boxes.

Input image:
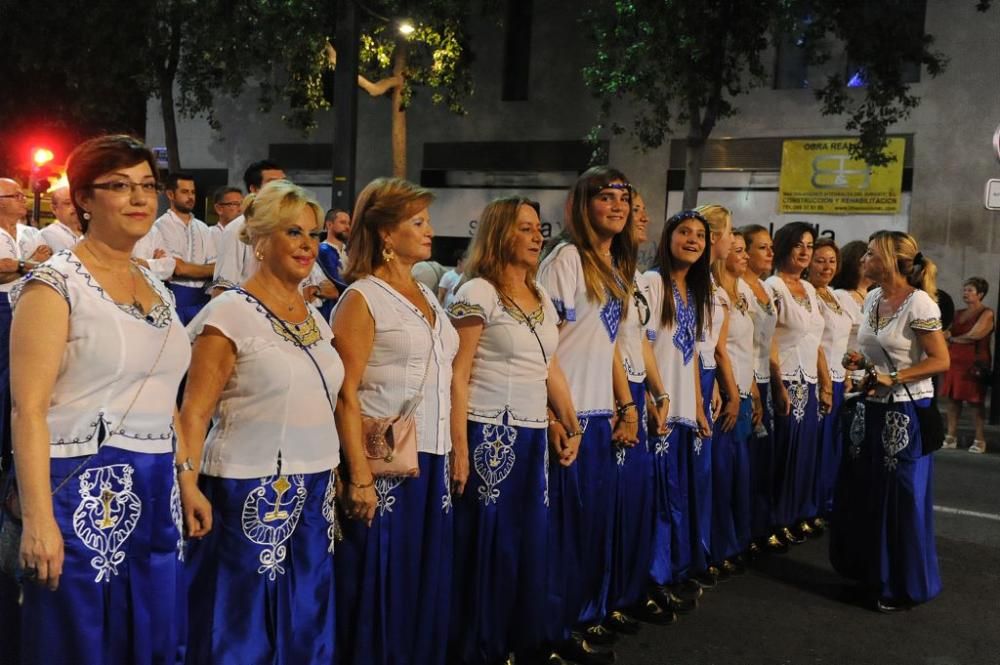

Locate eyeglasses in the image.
[216,201,242,208]
[0,192,27,201]
[88,180,164,196]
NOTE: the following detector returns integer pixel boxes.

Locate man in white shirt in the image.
[150,172,217,323]
[0,178,50,286]
[40,186,82,252]
[436,247,467,306]
[210,185,243,244]
[212,160,285,291]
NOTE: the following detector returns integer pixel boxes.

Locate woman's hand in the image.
[345,480,378,527]
[19,515,64,590]
[718,396,740,433]
[449,447,470,497]
[548,421,578,467]
[818,387,833,416]
[751,393,763,429]
[179,477,213,538]
[774,384,791,417]
[648,393,670,436]
[696,409,712,440]
[711,384,723,421]
[612,408,639,447]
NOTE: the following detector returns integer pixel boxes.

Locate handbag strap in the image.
[872,294,920,404]
[496,286,548,366]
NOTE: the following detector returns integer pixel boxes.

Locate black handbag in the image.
[875,343,944,455]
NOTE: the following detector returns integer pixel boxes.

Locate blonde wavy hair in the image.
[868,230,937,300]
[240,180,323,253]
[696,204,737,302]
[344,177,435,281]
[463,196,542,297]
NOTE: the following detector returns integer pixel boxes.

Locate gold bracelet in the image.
[350,477,375,489]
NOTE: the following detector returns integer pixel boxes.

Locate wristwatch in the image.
[16,260,26,274]
[889,370,900,386]
[174,457,196,474]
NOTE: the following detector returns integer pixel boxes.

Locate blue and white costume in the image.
[607,271,655,613]
[709,280,755,563]
[184,288,344,664]
[744,277,778,541]
[447,277,559,663]
[645,270,700,585]
[335,276,458,665]
[40,221,81,253]
[538,243,621,631]
[13,250,191,665]
[765,276,825,528]
[854,288,942,605]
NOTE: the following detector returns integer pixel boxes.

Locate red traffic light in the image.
[33,148,55,167]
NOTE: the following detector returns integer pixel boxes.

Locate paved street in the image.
[616,449,1000,665]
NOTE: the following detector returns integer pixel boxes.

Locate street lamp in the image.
[397,19,415,36]
[30,146,56,226]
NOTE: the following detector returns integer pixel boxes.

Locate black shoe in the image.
[782,526,806,545]
[747,541,761,560]
[670,579,704,600]
[513,649,567,665]
[812,516,827,533]
[604,610,641,635]
[629,598,678,625]
[558,636,616,665]
[713,563,731,582]
[649,585,697,614]
[695,566,720,589]
[722,559,744,576]
[876,598,912,614]
[580,624,618,646]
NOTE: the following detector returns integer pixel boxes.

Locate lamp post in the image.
[30,147,55,227]
[332,0,360,213]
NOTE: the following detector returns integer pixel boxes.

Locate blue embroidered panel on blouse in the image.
[672,282,696,365]
[600,293,623,342]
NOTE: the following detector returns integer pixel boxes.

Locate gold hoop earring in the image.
[381,246,396,263]
[255,249,265,261]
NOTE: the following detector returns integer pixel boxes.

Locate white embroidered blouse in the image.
[619,271,652,383]
[857,287,941,403]
[10,251,191,458]
[697,277,727,370]
[743,278,778,383]
[189,289,343,478]
[340,276,459,455]
[645,270,700,429]
[39,222,80,253]
[538,242,624,417]
[816,286,855,383]
[766,276,825,384]
[447,278,559,428]
[728,280,756,396]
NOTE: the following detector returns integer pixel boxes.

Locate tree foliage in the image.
[582,0,993,178]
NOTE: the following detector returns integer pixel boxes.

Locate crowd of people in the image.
[0,133,993,665]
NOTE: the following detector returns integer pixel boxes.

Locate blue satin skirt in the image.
[865,399,942,604]
[749,381,777,540]
[773,380,819,526]
[336,453,453,665]
[185,470,337,665]
[607,382,654,612]
[649,424,693,585]
[547,414,613,632]
[451,420,550,663]
[814,381,845,517]
[829,397,871,581]
[709,396,753,563]
[21,446,184,665]
[167,283,210,325]
[690,363,715,574]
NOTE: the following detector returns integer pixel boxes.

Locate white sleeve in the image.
[132,227,176,281]
[644,270,664,340]
[537,244,579,322]
[447,278,495,322]
[908,290,943,332]
[213,217,246,286]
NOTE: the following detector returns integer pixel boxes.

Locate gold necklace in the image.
[82,242,142,312]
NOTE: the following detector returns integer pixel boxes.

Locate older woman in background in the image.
[940,276,994,453]
[12,135,192,664]
[333,178,459,665]
[178,180,360,663]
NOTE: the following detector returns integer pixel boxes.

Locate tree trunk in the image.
[390,41,408,179]
[159,75,181,172]
[682,135,706,210]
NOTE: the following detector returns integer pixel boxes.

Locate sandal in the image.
[969,441,986,454]
[942,435,958,449]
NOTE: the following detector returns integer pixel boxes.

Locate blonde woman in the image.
[843,231,948,611]
[332,178,458,665]
[178,180,355,662]
[447,196,580,664]
[537,166,636,661]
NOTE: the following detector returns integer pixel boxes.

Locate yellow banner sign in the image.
[778,138,905,214]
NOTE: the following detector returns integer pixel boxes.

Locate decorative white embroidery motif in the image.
[73,464,142,583]
[579,417,590,434]
[170,473,184,561]
[765,390,775,425]
[375,476,405,516]
[543,432,550,507]
[654,433,670,456]
[790,383,808,423]
[241,475,307,580]
[882,411,911,471]
[849,402,866,459]
[441,455,452,513]
[616,446,626,466]
[321,472,337,553]
[693,437,703,455]
[474,423,518,505]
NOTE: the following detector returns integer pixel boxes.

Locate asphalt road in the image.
[615,449,1000,665]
